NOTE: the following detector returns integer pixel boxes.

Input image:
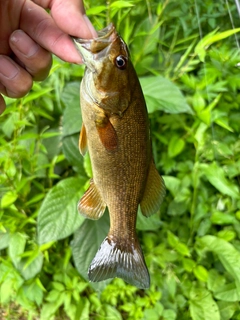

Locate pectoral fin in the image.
[79,123,88,156]
[95,116,118,151]
[140,160,166,217]
[78,179,106,220]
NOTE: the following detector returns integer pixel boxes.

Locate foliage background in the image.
[1,0,240,319]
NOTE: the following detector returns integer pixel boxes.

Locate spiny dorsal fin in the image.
[88,236,150,289]
[140,160,166,217]
[79,123,88,156]
[95,116,118,151]
[78,179,106,220]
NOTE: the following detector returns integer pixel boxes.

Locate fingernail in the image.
[83,15,98,38]
[0,56,18,79]
[10,30,39,57]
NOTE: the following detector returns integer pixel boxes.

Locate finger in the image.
[9,30,52,81]
[20,1,83,63]
[32,0,97,38]
[0,55,32,98]
[0,0,24,55]
[0,94,6,115]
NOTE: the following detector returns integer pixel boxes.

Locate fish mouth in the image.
[73,23,117,63]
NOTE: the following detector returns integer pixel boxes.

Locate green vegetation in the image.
[1,0,240,319]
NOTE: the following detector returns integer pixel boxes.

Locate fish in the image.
[73,23,165,289]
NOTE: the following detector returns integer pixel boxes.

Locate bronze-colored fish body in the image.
[73,24,165,289]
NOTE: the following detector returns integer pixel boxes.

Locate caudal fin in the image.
[88,236,150,289]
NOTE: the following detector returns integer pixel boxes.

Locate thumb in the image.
[33,0,97,38]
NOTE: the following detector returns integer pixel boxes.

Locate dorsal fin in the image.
[95,116,118,151]
[140,160,166,217]
[79,123,88,156]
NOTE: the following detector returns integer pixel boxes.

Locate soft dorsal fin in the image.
[78,179,106,220]
[79,123,88,156]
[95,116,118,151]
[140,160,166,217]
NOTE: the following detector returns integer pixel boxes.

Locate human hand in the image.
[0,0,96,115]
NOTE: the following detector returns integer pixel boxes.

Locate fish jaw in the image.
[72,24,131,115]
[73,23,117,72]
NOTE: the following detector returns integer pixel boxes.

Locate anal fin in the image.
[79,123,88,156]
[140,160,166,217]
[78,179,106,220]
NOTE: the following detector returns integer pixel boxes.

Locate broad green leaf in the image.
[201,163,239,198]
[168,135,185,158]
[62,82,81,136]
[162,176,181,197]
[140,76,192,114]
[189,286,220,320]
[1,191,18,208]
[217,301,238,320]
[0,232,10,250]
[199,235,240,296]
[162,309,177,320]
[143,303,163,320]
[105,305,122,320]
[62,134,86,175]
[193,265,208,282]
[137,207,162,231]
[207,269,226,292]
[18,253,44,280]
[37,177,86,244]
[9,233,27,267]
[214,283,239,302]
[211,211,237,225]
[71,213,110,290]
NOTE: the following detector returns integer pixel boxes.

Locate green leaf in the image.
[207,269,226,292]
[110,1,134,8]
[62,134,86,175]
[0,232,10,250]
[71,213,110,290]
[214,283,239,302]
[9,233,27,267]
[168,135,185,158]
[139,76,192,114]
[19,253,44,280]
[1,191,18,208]
[37,177,86,244]
[201,163,239,198]
[211,211,237,225]
[193,265,208,282]
[195,28,240,61]
[62,82,81,137]
[137,207,162,231]
[199,235,240,297]
[189,286,220,320]
[217,301,238,320]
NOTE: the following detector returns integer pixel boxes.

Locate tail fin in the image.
[88,236,150,289]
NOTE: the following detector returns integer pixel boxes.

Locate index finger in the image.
[33,0,96,38]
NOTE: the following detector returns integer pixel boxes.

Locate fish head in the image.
[73,24,133,115]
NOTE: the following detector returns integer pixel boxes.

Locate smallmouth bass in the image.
[73,24,165,289]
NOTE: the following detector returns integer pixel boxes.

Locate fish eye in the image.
[115,55,127,70]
